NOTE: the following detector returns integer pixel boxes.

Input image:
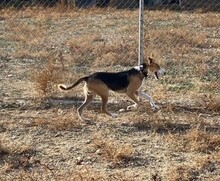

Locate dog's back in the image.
[89,68,140,91]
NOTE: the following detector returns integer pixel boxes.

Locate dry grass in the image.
[0,140,10,156]
[200,13,220,27]
[127,112,168,131]
[60,167,133,181]
[145,28,207,58]
[33,115,82,131]
[67,34,137,67]
[168,155,219,181]
[168,164,202,181]
[192,94,220,112]
[12,49,50,60]
[5,20,47,46]
[0,5,220,181]
[0,138,37,173]
[31,56,65,99]
[167,127,220,153]
[92,136,134,165]
[182,128,220,153]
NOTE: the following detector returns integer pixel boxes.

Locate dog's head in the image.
[146,56,166,80]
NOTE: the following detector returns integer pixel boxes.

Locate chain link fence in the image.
[0,0,220,102]
[1,0,220,10]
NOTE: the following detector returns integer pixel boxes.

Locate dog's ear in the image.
[148,56,154,65]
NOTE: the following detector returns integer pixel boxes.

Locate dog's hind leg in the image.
[91,84,117,118]
[77,93,95,123]
[77,85,96,123]
[100,93,117,118]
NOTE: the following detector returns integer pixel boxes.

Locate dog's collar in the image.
[134,65,148,77]
[139,64,148,78]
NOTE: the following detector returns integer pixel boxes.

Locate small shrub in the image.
[32,58,64,99]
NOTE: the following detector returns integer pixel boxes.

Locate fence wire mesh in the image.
[1,0,219,100]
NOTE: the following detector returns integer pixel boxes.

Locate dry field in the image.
[0,6,220,181]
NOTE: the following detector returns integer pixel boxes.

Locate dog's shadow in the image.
[36,96,220,134]
[42,96,131,112]
[128,102,220,134]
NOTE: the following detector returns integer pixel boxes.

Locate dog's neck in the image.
[141,69,148,77]
[134,64,148,78]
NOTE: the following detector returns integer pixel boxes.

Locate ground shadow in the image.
[124,102,220,134]
[109,156,149,169]
[34,96,131,112]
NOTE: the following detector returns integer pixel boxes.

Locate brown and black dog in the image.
[58,56,165,122]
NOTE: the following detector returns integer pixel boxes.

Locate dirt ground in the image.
[0,7,220,180]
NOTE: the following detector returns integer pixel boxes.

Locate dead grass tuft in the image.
[168,165,200,181]
[0,139,37,173]
[194,155,218,174]
[32,57,65,99]
[0,140,11,157]
[170,128,220,153]
[33,114,82,131]
[200,13,220,27]
[202,94,220,112]
[127,112,176,133]
[92,137,134,165]
[168,155,219,181]
[6,20,47,46]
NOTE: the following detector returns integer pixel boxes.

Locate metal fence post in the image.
[138,0,144,66]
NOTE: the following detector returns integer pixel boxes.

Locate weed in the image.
[33,115,82,131]
[92,137,134,165]
[0,138,37,173]
[32,56,64,99]
[170,127,220,153]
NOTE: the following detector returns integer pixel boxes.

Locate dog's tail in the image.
[58,76,89,91]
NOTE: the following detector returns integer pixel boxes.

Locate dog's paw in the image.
[119,109,126,113]
[151,104,159,110]
[127,104,138,111]
[79,116,95,125]
[84,119,96,125]
[111,113,118,118]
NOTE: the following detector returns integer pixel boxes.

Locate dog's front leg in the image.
[127,89,141,110]
[138,91,159,110]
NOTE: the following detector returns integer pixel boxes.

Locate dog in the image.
[58,56,165,122]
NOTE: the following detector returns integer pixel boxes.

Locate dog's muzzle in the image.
[155,69,166,80]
